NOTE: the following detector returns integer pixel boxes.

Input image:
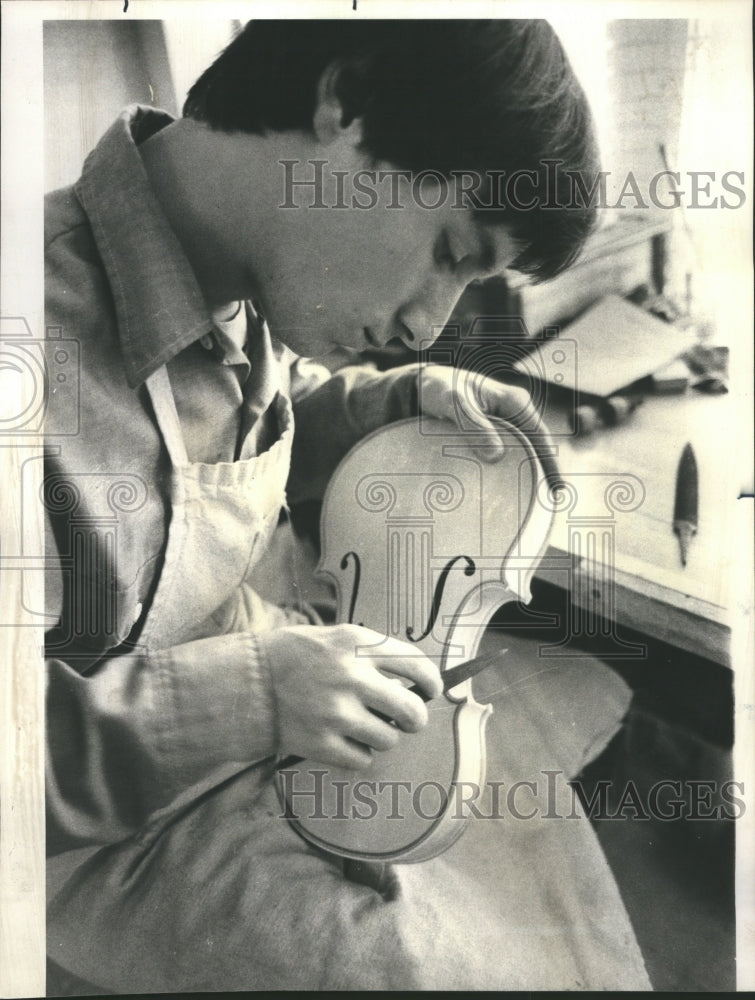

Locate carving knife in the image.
[673,442,698,567]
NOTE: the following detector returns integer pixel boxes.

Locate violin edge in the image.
[277,699,494,865]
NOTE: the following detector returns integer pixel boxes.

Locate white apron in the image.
[137,362,294,650]
[47,365,651,993]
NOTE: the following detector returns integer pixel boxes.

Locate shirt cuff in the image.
[153,630,279,793]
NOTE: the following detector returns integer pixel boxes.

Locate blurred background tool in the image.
[673,443,699,567]
[650,358,690,394]
[516,294,698,398]
[683,343,730,395]
[575,392,644,436]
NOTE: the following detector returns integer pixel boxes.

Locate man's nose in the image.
[398,275,466,351]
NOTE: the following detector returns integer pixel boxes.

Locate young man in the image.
[45,19,649,992]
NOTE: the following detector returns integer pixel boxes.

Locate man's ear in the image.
[312,61,365,147]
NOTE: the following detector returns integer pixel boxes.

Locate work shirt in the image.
[45,105,419,855]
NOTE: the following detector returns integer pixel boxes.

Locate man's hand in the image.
[417,364,561,488]
[260,624,443,770]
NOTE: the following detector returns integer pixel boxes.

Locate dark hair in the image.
[184,20,599,282]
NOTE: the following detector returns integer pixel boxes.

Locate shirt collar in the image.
[75,105,214,387]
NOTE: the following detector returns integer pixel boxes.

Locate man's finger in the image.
[475,382,562,491]
[489,408,563,492]
[371,645,443,700]
[343,711,401,752]
[363,678,430,733]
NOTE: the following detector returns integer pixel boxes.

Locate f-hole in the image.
[341,551,362,625]
[406,555,475,643]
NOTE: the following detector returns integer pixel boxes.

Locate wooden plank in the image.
[536,544,731,666]
[0,441,46,997]
[1,7,46,991]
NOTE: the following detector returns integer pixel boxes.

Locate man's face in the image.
[247,145,520,360]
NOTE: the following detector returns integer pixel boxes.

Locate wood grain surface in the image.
[1,439,46,996]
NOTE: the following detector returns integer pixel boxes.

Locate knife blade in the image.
[673,442,698,567]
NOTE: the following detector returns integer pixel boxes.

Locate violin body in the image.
[278,416,554,862]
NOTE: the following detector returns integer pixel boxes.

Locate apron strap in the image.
[145,365,190,468]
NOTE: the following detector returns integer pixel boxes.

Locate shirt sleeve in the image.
[287,363,419,504]
[46,628,278,856]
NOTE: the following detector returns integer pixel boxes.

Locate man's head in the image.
[184,19,599,284]
[158,20,598,358]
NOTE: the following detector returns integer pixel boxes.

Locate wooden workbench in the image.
[536,388,735,666]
